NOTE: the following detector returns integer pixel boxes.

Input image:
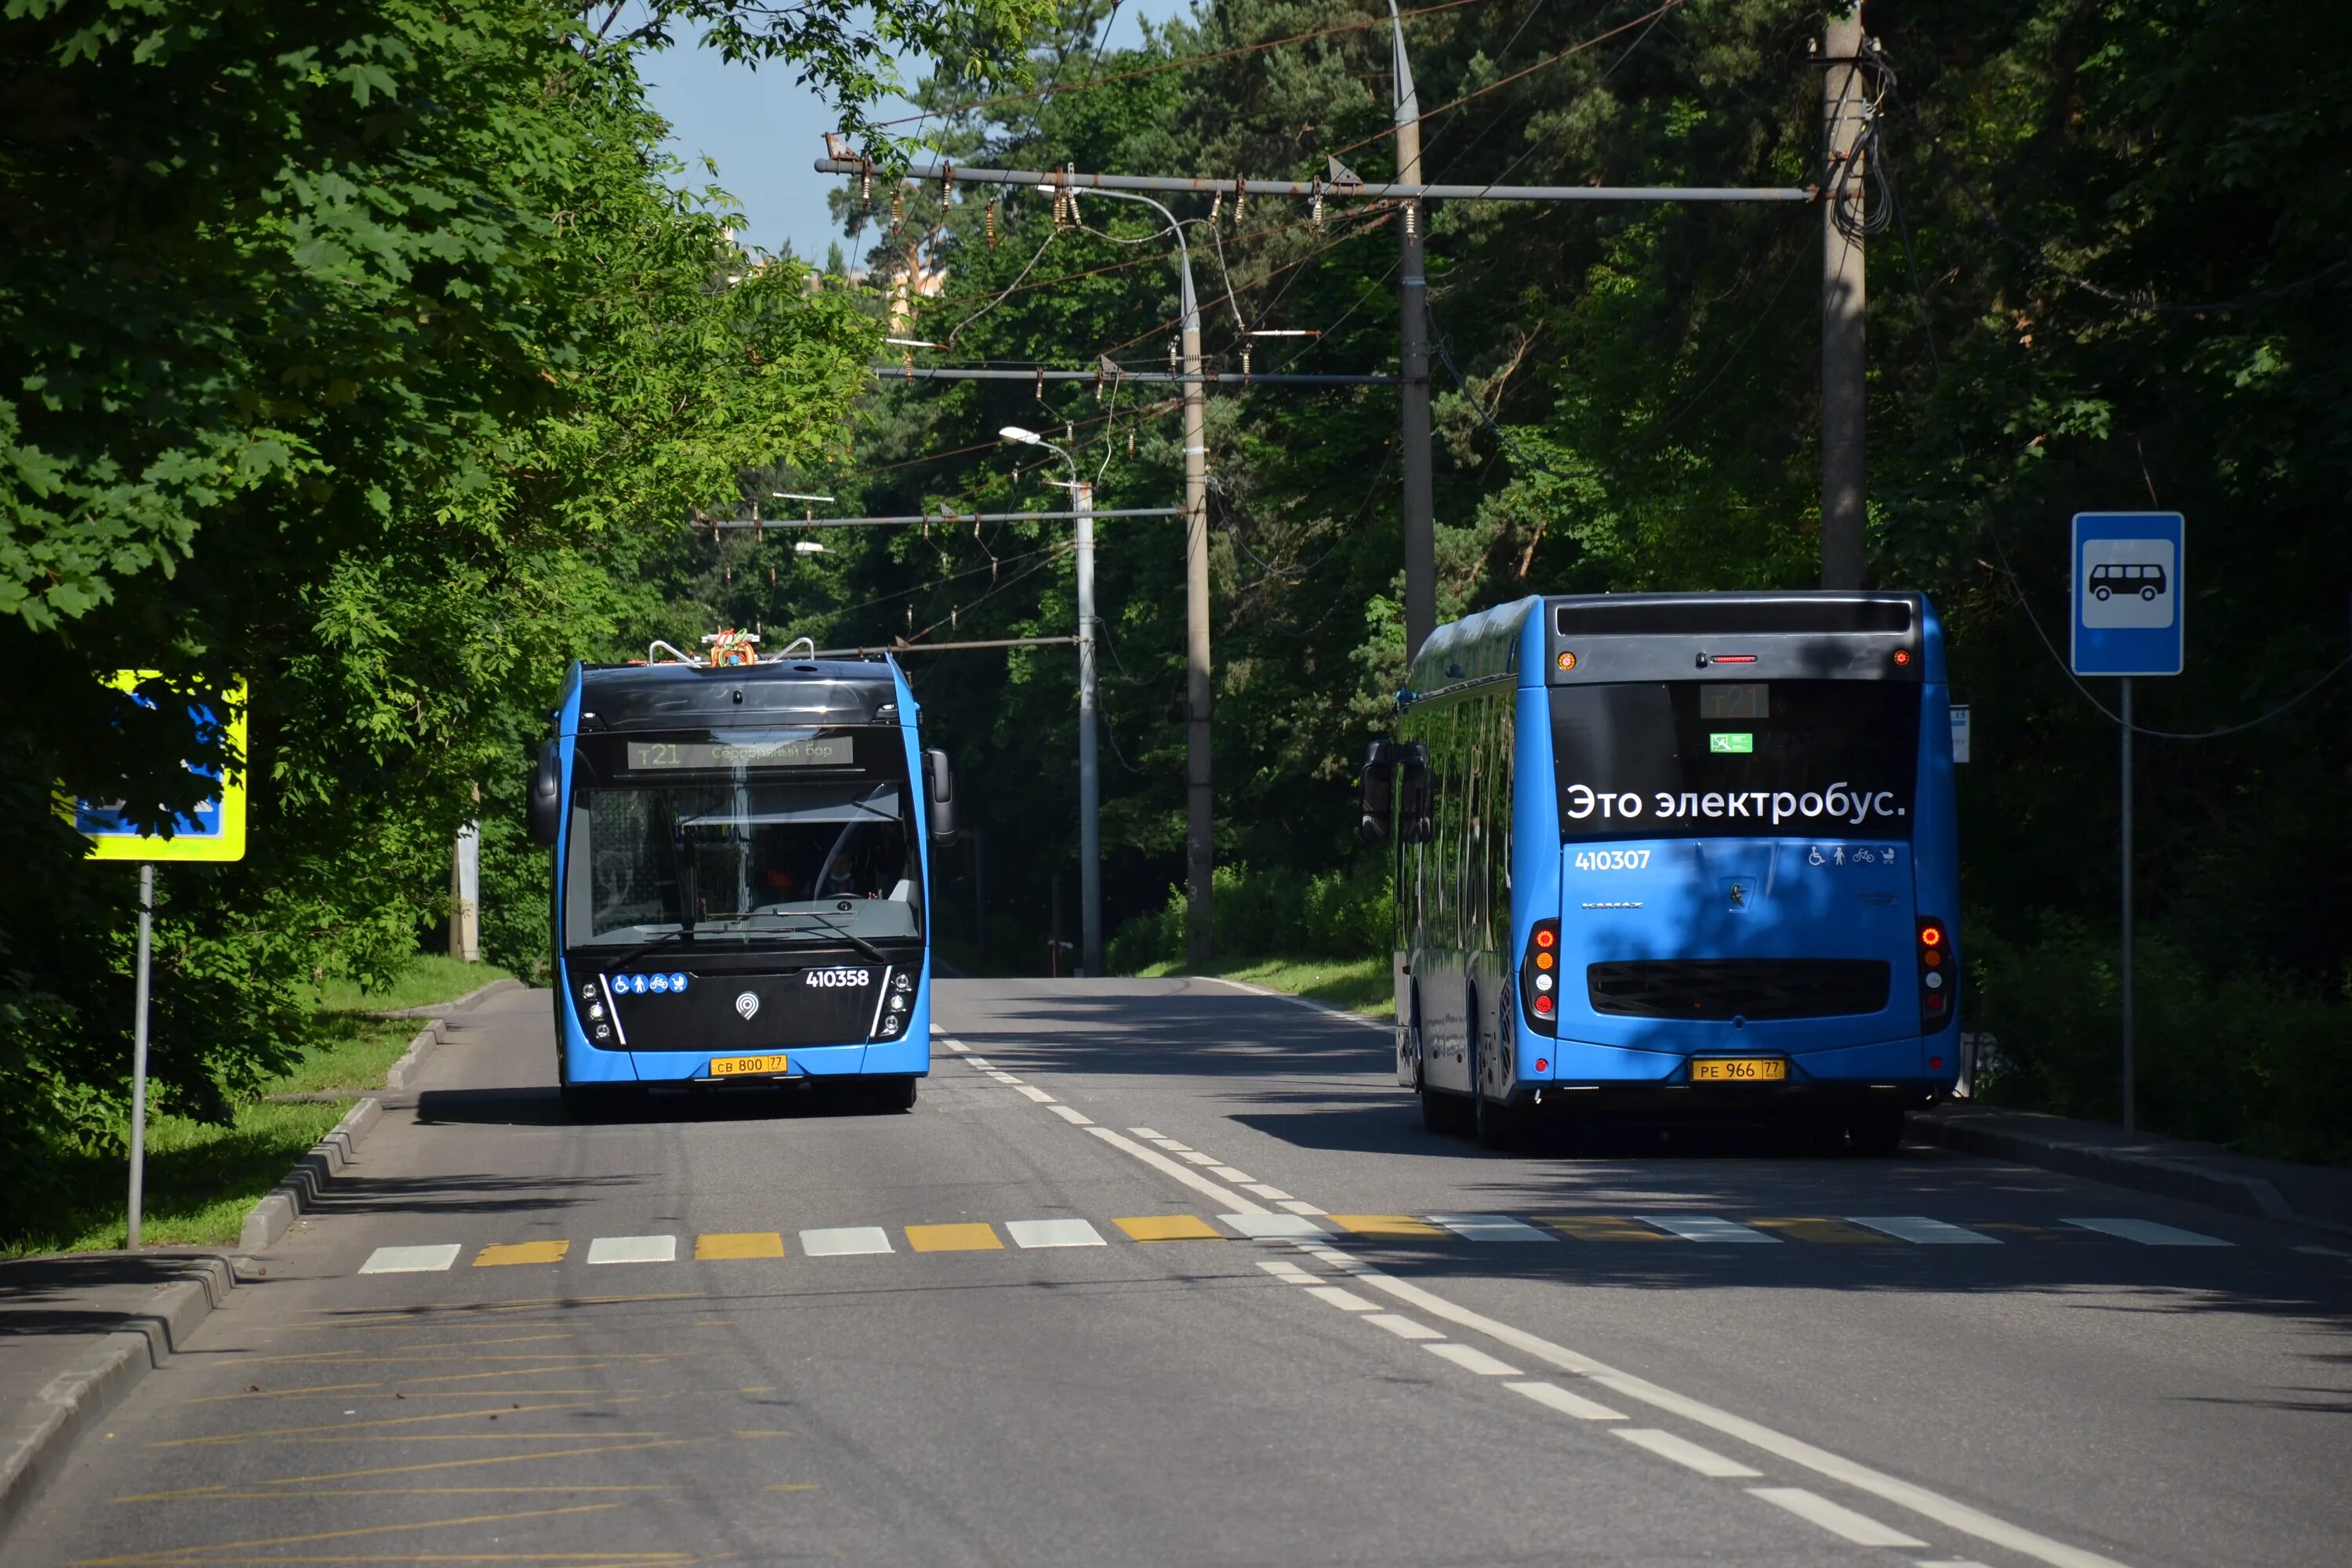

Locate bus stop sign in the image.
[2071,512,2185,677]
[71,672,249,862]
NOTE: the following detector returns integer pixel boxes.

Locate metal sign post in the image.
[70,672,249,1248]
[2069,513,2185,1132]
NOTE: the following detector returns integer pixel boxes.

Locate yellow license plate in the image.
[1690,1057,1788,1083]
[710,1054,789,1078]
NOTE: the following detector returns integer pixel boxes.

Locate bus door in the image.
[1547,677,1926,1071]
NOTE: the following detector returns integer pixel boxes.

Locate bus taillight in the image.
[1520,919,1562,1036]
[1917,918,1955,1032]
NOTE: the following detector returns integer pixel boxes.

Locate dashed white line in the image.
[1257,1259,1315,1282]
[1080,1126,1266,1214]
[1127,1127,1163,1139]
[1277,1200,1329,1216]
[2065,1217,2230,1247]
[1208,1167,1254,1181]
[359,1244,462,1275]
[1243,1184,1294,1201]
[986,1071,1020,1084]
[1047,1104,1094,1126]
[1221,1213,1326,1238]
[1425,1342,1522,1377]
[1016,1084,1057,1103]
[1178,1150,1220,1166]
[962,1055,993,1069]
[1749,1486,1927,1547]
[586,1235,676,1265]
[1616,1428,1763,1479]
[1505,1380,1626,1421]
[1363,1313,1446,1341]
[1302,1285,1381,1312]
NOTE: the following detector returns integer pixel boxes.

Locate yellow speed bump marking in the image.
[474,1241,570,1267]
[1751,1218,1886,1244]
[1329,1214,1444,1237]
[904,1223,1003,1252]
[695,1232,786,1260]
[1534,1214,1665,1243]
[1112,1214,1223,1242]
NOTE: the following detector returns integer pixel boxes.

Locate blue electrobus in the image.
[1359,593,1960,1152]
[528,636,956,1119]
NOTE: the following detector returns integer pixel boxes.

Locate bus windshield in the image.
[1549,679,1921,840]
[575,779,922,945]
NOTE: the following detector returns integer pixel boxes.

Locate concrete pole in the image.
[1820,5,1868,590]
[1075,480,1102,976]
[450,822,481,962]
[1176,234,1214,967]
[125,862,154,1249]
[1392,0,1436,660]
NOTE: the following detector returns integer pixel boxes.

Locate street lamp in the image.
[997,426,1102,978]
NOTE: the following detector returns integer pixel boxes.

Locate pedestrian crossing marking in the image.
[1535,1214,1665,1243]
[358,1244,463,1275]
[1969,1222,2093,1243]
[1751,1218,1886,1244]
[2064,1217,2230,1247]
[1330,1214,1445,1237]
[1005,1218,1105,1249]
[474,1240,568,1266]
[1848,1216,1998,1246]
[905,1222,1003,1252]
[1644,1216,1777,1243]
[800,1225,892,1257]
[586,1235,677,1265]
[1430,1214,1555,1243]
[696,1232,786,1260]
[1114,1214,1223,1242]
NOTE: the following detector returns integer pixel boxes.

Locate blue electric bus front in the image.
[528,651,956,1117]
[1366,592,1960,1150]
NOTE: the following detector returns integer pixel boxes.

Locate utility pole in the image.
[1820,5,1868,590]
[1392,0,1436,662]
[1178,238,1214,969]
[1073,477,1102,976]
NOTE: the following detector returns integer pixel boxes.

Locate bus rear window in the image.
[1549,681,1922,839]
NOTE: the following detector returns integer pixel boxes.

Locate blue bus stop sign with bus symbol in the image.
[2071,512,2184,677]
[70,672,249,863]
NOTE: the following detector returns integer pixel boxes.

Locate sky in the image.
[638,5,1195,266]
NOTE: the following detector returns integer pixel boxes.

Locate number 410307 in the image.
[1573,849,1650,871]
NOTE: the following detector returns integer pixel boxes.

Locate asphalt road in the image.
[15,978,2349,1568]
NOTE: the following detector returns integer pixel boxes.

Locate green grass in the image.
[1136,954,1394,1020]
[5,953,509,1258]
[310,953,512,1014]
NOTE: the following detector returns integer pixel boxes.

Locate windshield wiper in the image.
[590,926,695,975]
[757,910,893,967]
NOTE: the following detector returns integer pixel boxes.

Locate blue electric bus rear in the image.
[1365,592,1959,1150]
[528,645,958,1119]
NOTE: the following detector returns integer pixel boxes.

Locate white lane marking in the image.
[1178,1150,1220,1166]
[359,1244,462,1275]
[986,1071,1021,1084]
[1221,1213,1328,1238]
[800,1226,892,1257]
[1312,1245,2132,1568]
[2293,1244,2348,1258]
[1244,1184,1294,1201]
[962,1055,993,1069]
[1505,1381,1626,1421]
[586,1235,676,1265]
[1430,1214,1555,1243]
[1364,1313,1445,1341]
[1006,1218,1105,1249]
[1644,1214,1778,1243]
[1425,1341,1523,1376]
[1152,1139,1193,1152]
[1302,1285,1380,1312]
[1257,1259,1315,1281]
[1278,1200,1328,1216]
[1616,1428,1763,1479]
[1208,1167,1254,1181]
[2066,1217,2231,1247]
[1848,1216,2000,1246]
[1082,1126,1267,1214]
[1193,973,1392,1033]
[1047,1104,1094,1126]
[1749,1487,1928,1547]
[1017,1084,1057,1104]
[936,1037,967,1053]
[1127,1127,1163,1139]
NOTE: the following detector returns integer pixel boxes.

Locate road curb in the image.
[238,1094,383,1254]
[375,975,523,1019]
[0,1254,238,1548]
[1907,1111,2352,1236]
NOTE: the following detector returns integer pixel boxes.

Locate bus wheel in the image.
[869,1076,919,1113]
[1848,1105,1905,1156]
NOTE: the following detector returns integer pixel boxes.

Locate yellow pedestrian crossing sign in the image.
[70,671,249,863]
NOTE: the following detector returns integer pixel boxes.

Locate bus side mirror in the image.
[1358,741,1398,844]
[1398,746,1434,844]
[924,749,958,843]
[528,741,561,848]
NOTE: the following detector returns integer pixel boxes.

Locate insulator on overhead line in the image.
[986,200,997,248]
[942,163,955,201]
[1210,191,1222,223]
